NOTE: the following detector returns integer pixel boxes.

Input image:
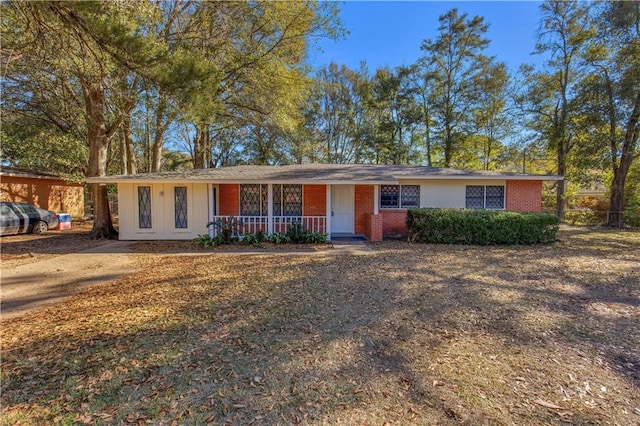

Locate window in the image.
[174,186,188,228]
[240,184,303,217]
[138,186,152,228]
[465,185,505,209]
[401,185,420,208]
[380,185,420,208]
[380,185,400,208]
[485,186,505,209]
[273,184,302,216]
[240,184,268,216]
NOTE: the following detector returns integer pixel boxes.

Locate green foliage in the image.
[268,233,291,244]
[283,223,328,244]
[242,231,267,247]
[206,217,242,244]
[193,234,221,248]
[406,208,559,245]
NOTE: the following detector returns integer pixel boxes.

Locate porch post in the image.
[267,184,273,235]
[325,184,332,240]
[374,184,379,215]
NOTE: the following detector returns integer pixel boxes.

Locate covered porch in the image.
[209,183,387,241]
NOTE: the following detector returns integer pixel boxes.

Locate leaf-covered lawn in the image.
[1,228,639,425]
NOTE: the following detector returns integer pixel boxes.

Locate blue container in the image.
[58,213,71,223]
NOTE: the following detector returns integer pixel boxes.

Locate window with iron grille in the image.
[465,185,504,209]
[380,185,400,208]
[281,184,302,216]
[240,184,303,217]
[485,186,505,209]
[240,184,268,216]
[401,185,420,208]
[174,186,188,228]
[137,186,152,228]
[381,185,420,208]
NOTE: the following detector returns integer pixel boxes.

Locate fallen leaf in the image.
[534,399,563,410]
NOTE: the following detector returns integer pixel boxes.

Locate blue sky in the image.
[308,1,544,72]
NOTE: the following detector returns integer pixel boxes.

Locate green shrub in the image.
[206,217,242,244]
[242,230,267,246]
[406,208,559,245]
[193,234,222,247]
[283,223,328,244]
[269,232,291,244]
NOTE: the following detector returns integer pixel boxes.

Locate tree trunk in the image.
[122,114,137,175]
[82,79,118,239]
[150,95,168,172]
[607,90,640,227]
[118,129,127,175]
[555,145,566,220]
[193,123,210,169]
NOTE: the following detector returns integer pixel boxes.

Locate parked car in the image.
[0,202,59,236]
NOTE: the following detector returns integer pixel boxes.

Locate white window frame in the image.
[173,185,190,231]
[135,185,154,232]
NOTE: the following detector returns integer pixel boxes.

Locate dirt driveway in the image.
[1,224,138,319]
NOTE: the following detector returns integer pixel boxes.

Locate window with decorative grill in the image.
[485,186,505,209]
[281,184,302,216]
[381,185,420,208]
[465,185,504,209]
[174,186,188,228]
[137,186,152,228]
[465,186,485,209]
[380,185,400,208]
[401,185,420,208]
[240,184,268,216]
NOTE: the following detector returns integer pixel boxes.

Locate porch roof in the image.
[87,163,562,184]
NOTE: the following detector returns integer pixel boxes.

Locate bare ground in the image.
[1,227,639,425]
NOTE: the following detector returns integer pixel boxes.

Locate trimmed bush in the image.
[406,208,559,245]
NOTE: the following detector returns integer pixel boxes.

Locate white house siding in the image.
[397,179,507,209]
[117,182,209,240]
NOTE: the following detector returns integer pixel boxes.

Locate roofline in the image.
[87,177,400,185]
[396,174,563,181]
[88,175,562,184]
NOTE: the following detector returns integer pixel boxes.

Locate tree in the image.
[419,8,492,167]
[580,1,640,226]
[368,66,422,164]
[2,1,160,237]
[173,1,341,169]
[520,1,594,219]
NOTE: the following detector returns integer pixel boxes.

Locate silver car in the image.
[0,202,59,236]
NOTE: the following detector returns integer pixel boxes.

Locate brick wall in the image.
[366,214,383,241]
[354,185,374,235]
[506,180,542,212]
[218,184,239,215]
[0,177,84,218]
[381,209,408,237]
[303,185,326,216]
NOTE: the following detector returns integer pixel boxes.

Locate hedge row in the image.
[406,208,559,245]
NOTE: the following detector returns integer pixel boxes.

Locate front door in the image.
[331,185,354,233]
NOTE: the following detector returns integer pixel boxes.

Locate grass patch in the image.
[1,227,639,424]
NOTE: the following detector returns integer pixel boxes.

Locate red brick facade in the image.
[218,184,239,215]
[354,185,374,235]
[381,210,409,237]
[506,180,542,212]
[303,185,326,216]
[366,214,383,242]
[217,181,544,240]
[0,176,84,218]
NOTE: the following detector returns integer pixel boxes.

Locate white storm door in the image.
[331,185,354,233]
